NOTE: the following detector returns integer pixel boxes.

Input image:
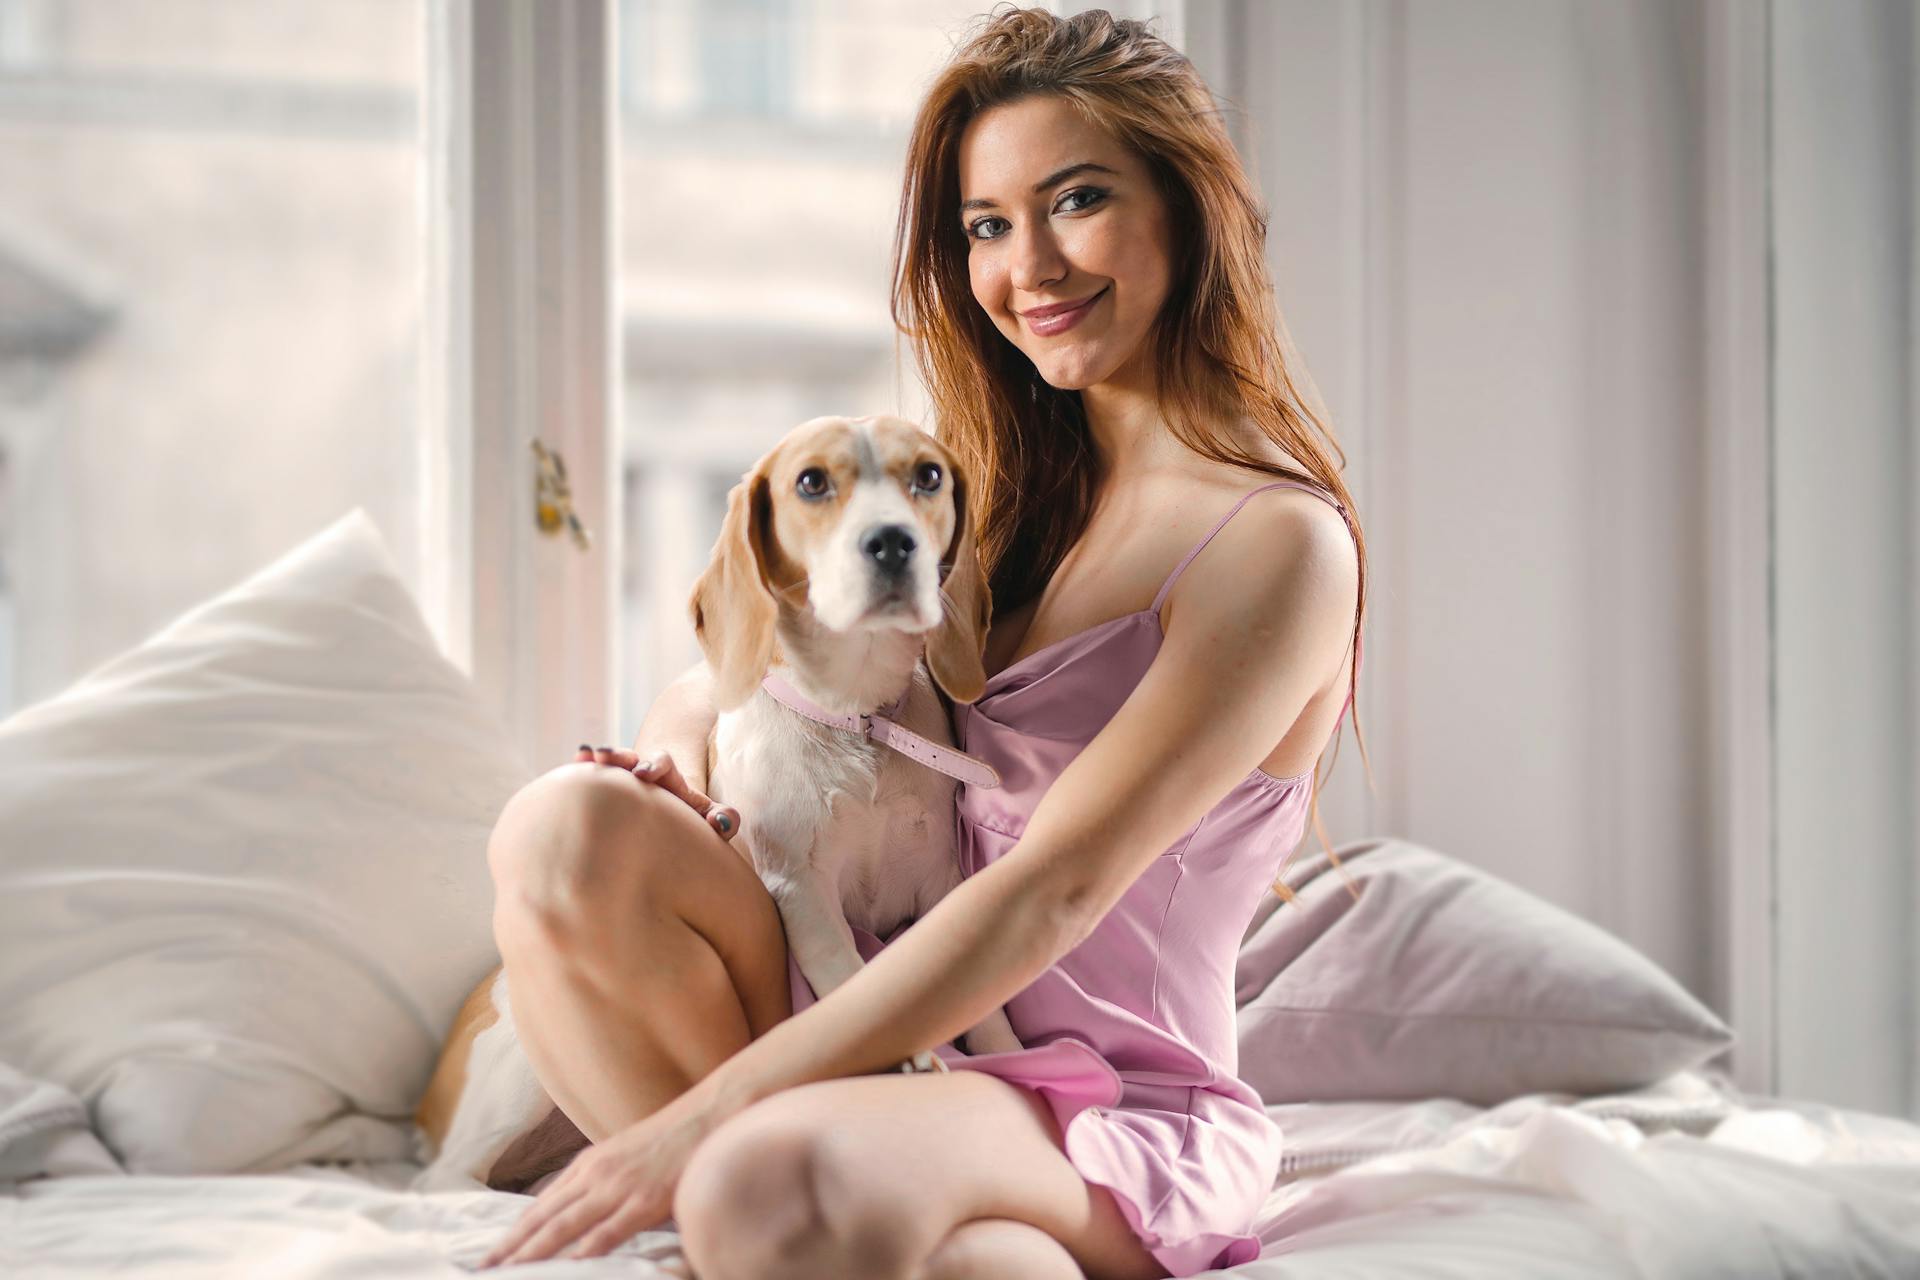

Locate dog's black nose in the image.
[861,523,917,574]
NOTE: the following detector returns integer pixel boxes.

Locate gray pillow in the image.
[1234,838,1734,1105]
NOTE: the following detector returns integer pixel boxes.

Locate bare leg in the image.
[487,763,791,1142]
[675,1069,1166,1280]
[915,1219,1085,1279]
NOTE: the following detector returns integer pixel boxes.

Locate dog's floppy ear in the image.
[690,466,781,711]
[926,463,992,704]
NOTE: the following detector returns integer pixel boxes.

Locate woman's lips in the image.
[1021,285,1109,337]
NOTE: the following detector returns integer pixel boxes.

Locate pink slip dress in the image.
[786,479,1361,1276]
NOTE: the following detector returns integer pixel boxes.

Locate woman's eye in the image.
[913,462,943,493]
[796,468,830,498]
[1056,186,1109,214]
[967,216,1010,242]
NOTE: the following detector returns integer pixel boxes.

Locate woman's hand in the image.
[478,1084,722,1268]
[575,744,742,843]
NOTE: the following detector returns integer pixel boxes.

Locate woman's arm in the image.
[631,660,719,791]
[698,496,1360,1115]
[478,498,1358,1268]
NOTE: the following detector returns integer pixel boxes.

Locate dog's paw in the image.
[894,1050,948,1074]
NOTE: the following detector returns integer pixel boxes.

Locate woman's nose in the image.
[1009,223,1068,294]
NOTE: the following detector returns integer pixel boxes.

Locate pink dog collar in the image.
[759,671,1002,791]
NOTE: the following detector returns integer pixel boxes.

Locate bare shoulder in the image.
[1189,482,1353,595]
[1158,470,1358,684]
[1172,459,1356,586]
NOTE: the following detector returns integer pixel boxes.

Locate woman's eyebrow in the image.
[1030,161,1117,193]
[959,161,1120,213]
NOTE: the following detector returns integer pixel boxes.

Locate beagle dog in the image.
[412,414,1018,1193]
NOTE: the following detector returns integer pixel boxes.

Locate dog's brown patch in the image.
[414,964,504,1151]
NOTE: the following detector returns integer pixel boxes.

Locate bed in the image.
[9,1063,1920,1277]
[5,511,1918,1278]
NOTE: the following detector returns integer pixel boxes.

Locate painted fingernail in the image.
[715,813,732,834]
[597,744,613,753]
[578,743,591,752]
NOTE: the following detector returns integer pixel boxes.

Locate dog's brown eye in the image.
[913,462,943,493]
[796,467,829,498]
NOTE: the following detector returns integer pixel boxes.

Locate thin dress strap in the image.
[1149,480,1349,614]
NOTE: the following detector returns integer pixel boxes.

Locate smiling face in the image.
[957,93,1175,392]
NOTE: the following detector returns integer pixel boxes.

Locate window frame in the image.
[423,0,622,770]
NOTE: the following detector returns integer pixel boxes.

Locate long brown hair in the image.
[891,5,1372,897]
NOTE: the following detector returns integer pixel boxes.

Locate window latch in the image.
[530,439,592,551]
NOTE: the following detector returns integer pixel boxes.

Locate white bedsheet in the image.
[7,1071,1920,1279]
[1230,1074,1920,1278]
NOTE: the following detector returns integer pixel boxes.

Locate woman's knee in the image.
[674,1110,826,1279]
[915,1219,1084,1280]
[676,1101,913,1280]
[486,763,681,941]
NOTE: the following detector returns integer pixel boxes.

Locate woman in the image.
[477,8,1368,1277]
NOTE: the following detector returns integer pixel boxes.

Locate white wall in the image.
[1206,0,1715,994]
[1191,0,1917,1117]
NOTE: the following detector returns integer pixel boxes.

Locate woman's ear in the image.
[689,468,780,711]
[926,464,992,704]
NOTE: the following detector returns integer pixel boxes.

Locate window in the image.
[620,0,794,119]
[0,0,426,716]
[615,0,996,736]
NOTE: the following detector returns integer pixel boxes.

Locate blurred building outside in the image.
[0,0,992,738]
[0,0,426,720]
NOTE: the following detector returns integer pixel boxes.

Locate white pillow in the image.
[0,510,533,1174]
